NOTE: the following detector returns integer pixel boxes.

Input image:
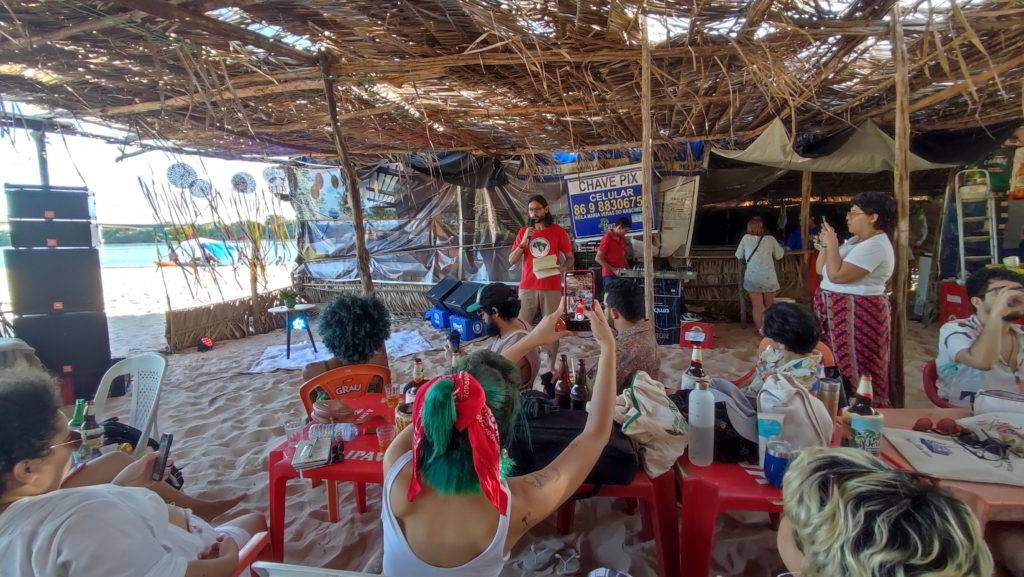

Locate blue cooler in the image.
[427,306,451,330]
[450,315,485,341]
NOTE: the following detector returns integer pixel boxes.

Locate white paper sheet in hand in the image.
[883,428,1023,487]
[385,330,433,358]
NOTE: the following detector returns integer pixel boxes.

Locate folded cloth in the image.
[613,371,689,476]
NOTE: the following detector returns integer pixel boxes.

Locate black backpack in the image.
[669,389,759,464]
[508,409,639,486]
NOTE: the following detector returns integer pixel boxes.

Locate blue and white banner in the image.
[566,164,657,240]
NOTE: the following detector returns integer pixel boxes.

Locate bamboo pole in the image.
[890,8,910,409]
[800,172,812,268]
[320,53,374,295]
[640,11,656,320]
[457,186,465,280]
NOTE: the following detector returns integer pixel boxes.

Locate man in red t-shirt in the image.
[509,194,574,372]
[596,217,632,277]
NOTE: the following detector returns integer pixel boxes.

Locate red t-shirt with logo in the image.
[514,224,572,291]
[598,230,628,277]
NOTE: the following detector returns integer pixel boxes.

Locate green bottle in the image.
[68,399,86,429]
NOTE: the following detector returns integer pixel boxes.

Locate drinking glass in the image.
[377,425,397,451]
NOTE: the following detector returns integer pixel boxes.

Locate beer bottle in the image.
[68,399,86,429]
[570,358,588,410]
[80,401,104,460]
[404,358,426,404]
[849,375,875,416]
[680,347,706,390]
[556,354,572,410]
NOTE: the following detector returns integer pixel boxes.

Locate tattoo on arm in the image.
[525,465,561,490]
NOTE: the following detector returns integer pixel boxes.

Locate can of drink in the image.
[764,440,794,488]
[850,412,885,456]
[819,380,842,418]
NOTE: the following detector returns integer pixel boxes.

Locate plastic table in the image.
[267,395,391,561]
[676,456,783,577]
[267,303,318,359]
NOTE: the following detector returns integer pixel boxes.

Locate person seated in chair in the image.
[466,282,540,390]
[937,267,1024,407]
[0,368,266,577]
[303,293,392,387]
[744,302,826,392]
[602,278,660,391]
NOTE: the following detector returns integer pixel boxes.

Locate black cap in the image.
[466,282,518,313]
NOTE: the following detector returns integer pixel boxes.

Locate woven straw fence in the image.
[165,289,288,352]
[299,279,431,318]
[686,253,806,320]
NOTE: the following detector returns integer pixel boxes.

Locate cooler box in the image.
[427,306,451,330]
[679,322,715,349]
[450,315,485,341]
[938,281,972,323]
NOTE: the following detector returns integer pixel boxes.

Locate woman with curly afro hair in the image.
[302,292,392,382]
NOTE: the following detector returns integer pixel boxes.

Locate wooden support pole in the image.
[890,8,911,408]
[640,12,656,320]
[31,130,49,187]
[457,186,465,280]
[320,53,374,295]
[800,172,812,268]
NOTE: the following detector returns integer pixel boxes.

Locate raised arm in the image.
[507,302,617,546]
[956,287,1024,370]
[818,222,869,283]
[509,228,529,265]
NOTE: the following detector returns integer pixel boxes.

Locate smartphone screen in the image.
[151,433,173,482]
[563,270,595,331]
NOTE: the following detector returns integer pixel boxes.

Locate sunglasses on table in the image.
[50,429,83,451]
[913,417,1011,462]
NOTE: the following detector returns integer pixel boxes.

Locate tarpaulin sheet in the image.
[712,118,954,173]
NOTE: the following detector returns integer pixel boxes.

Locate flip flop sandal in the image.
[523,543,559,571]
[555,550,581,576]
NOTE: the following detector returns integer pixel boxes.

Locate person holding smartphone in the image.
[509,195,574,373]
[0,368,266,577]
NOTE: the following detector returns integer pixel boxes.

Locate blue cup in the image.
[764,440,793,489]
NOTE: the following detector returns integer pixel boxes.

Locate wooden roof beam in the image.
[104,0,315,64]
[96,79,323,115]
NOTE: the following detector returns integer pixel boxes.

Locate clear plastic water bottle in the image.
[688,377,715,467]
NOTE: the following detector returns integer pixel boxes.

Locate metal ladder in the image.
[954,169,998,281]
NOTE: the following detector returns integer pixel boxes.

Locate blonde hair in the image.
[783,447,993,577]
[746,216,766,235]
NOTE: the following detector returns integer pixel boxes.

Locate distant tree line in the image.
[0,216,297,246]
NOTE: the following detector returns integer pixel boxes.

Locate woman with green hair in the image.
[777,447,993,577]
[381,298,617,576]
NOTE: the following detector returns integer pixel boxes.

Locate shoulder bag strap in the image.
[745,235,766,264]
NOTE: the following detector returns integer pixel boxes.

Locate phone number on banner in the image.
[572,195,643,217]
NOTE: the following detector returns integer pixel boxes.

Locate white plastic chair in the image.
[92,352,167,457]
[252,562,378,577]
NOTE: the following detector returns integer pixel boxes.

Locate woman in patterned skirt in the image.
[813,191,896,406]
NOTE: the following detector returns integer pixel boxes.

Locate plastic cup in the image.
[376,425,397,451]
[757,413,785,468]
[285,418,305,448]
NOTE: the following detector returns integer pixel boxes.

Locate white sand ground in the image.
[100,304,936,577]
[12,264,934,576]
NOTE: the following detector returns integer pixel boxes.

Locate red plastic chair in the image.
[922,360,956,408]
[298,364,392,520]
[230,531,271,577]
[555,471,680,577]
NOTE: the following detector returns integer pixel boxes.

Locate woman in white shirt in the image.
[813,191,896,406]
[735,216,785,330]
[0,368,265,577]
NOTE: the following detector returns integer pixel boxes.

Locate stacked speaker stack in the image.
[424,276,485,340]
[5,184,111,401]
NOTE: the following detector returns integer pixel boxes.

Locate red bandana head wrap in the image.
[407,371,507,515]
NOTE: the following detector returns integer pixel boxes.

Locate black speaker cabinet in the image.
[427,276,461,309]
[14,312,111,398]
[9,220,99,248]
[444,281,484,317]
[4,248,104,314]
[5,184,96,220]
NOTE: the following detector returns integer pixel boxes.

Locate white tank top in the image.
[381,452,511,577]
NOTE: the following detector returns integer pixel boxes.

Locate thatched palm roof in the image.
[1,0,1021,161]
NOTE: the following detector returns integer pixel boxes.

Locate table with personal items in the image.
[264,341,1024,575]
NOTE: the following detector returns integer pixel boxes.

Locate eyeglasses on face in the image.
[50,429,83,451]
